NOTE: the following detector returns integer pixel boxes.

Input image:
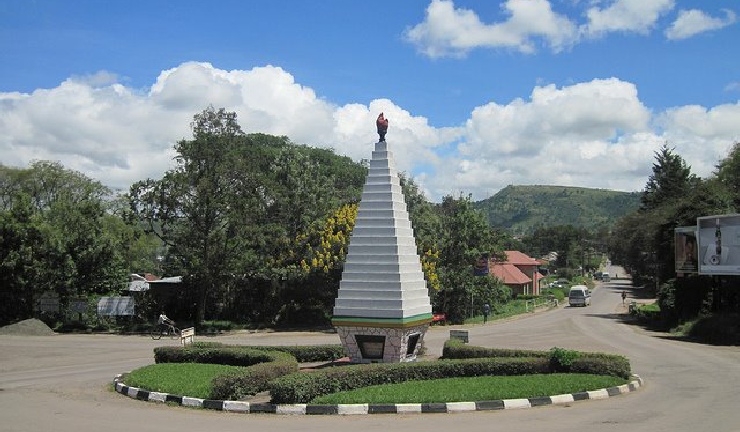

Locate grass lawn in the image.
[465,299,545,324]
[311,373,629,404]
[124,363,246,399]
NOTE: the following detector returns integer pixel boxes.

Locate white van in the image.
[568,285,591,307]
[601,272,611,282]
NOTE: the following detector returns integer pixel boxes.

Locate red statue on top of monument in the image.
[376,112,388,142]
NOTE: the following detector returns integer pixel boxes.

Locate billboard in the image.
[97,296,135,316]
[697,214,740,276]
[675,226,698,275]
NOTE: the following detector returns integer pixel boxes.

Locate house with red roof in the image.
[487,251,544,296]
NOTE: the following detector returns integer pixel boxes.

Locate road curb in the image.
[113,374,644,415]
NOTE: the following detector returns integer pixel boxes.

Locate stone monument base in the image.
[335,324,429,363]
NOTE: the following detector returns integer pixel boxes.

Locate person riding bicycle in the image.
[151,311,179,340]
[158,312,174,327]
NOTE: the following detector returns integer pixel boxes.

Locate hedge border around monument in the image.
[113,373,645,415]
[117,340,638,413]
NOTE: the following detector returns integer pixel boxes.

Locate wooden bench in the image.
[180,327,195,346]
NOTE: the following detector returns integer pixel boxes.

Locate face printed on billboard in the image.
[675,227,697,275]
[697,214,740,276]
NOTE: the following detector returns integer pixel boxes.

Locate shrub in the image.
[549,347,581,372]
[442,339,547,359]
[210,359,298,400]
[241,344,346,363]
[154,345,292,366]
[686,313,740,346]
[570,355,631,379]
[442,340,631,379]
[269,357,551,404]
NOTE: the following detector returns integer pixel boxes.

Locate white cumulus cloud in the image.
[404,0,578,57]
[406,0,736,57]
[0,62,457,193]
[665,9,737,40]
[418,78,658,199]
[581,0,676,37]
[1,63,739,201]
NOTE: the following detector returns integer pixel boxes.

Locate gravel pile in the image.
[0,318,55,335]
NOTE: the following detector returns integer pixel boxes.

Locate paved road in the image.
[2,273,739,432]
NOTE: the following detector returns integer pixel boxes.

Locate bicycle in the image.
[150,322,180,340]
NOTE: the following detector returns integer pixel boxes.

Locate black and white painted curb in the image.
[113,374,644,415]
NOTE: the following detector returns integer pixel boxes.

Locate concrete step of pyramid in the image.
[333,140,432,322]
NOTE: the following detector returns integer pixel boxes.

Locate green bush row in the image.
[154,342,344,364]
[153,345,293,367]
[238,344,346,363]
[268,357,551,404]
[442,339,549,359]
[443,340,631,378]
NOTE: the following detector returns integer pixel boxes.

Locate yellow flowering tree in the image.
[296,203,358,274]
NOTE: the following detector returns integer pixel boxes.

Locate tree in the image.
[641,143,697,211]
[0,162,133,326]
[129,108,369,326]
[400,174,443,292]
[434,194,508,323]
[714,142,740,210]
[521,225,588,269]
[130,107,250,324]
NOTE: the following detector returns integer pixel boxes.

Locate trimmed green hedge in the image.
[240,344,346,363]
[442,340,549,359]
[269,357,551,404]
[268,341,632,404]
[443,339,630,378]
[154,342,345,364]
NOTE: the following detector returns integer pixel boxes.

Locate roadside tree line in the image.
[610,143,740,326]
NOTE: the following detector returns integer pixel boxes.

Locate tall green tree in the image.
[613,145,699,288]
[130,107,251,324]
[641,143,698,211]
[434,194,509,323]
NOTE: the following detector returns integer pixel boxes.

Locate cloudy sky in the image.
[1,0,738,201]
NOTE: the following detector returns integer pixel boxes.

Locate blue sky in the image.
[1,0,738,200]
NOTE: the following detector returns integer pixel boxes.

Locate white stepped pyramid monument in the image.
[332,113,432,363]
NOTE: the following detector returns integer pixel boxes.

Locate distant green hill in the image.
[472,185,641,235]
